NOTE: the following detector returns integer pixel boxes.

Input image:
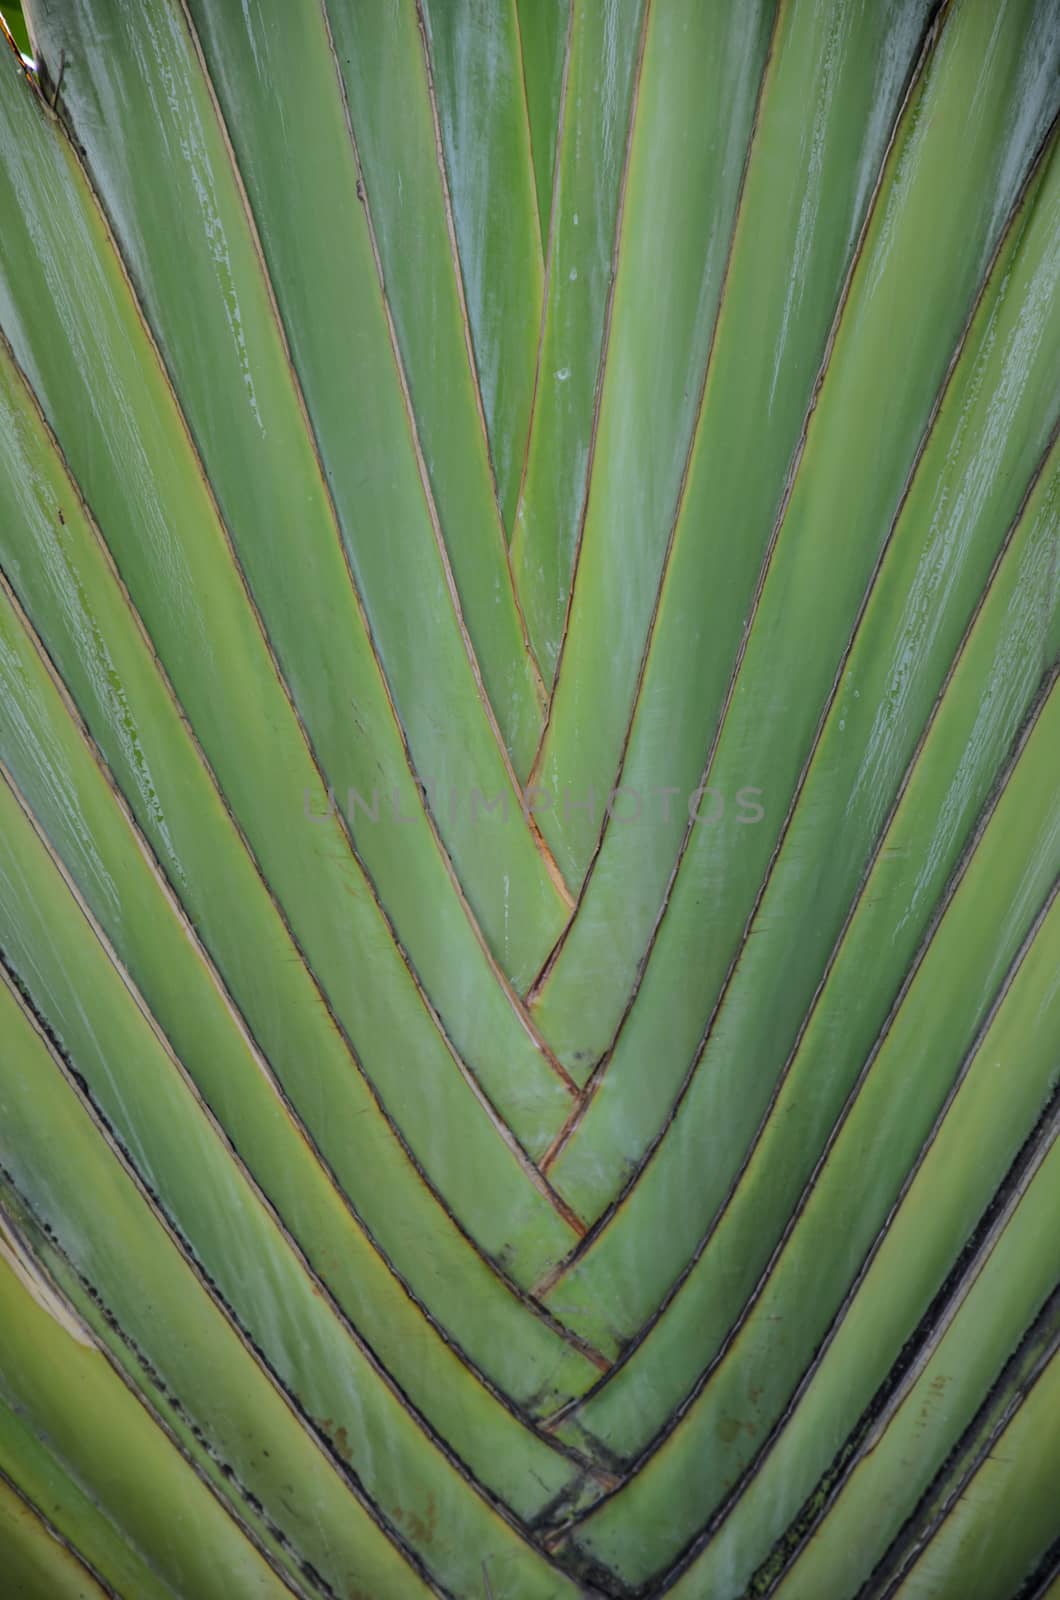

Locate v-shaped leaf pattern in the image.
[0,0,1058,1596]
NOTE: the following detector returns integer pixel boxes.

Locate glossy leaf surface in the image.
[0,1,1057,1595]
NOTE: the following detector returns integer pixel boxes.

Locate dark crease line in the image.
[9,30,66,129]
[232,0,542,832]
[176,0,578,1156]
[327,2,570,912]
[346,0,559,782]
[409,0,500,513]
[1042,463,1060,677]
[1007,1532,1060,1600]
[509,0,548,268]
[0,763,578,1563]
[753,1100,1060,1598]
[0,1132,318,1600]
[539,413,1060,1365]
[408,0,548,695]
[508,0,575,628]
[868,1278,1060,1600]
[527,0,783,1015]
[15,79,534,1186]
[0,1463,121,1600]
[412,0,535,650]
[530,0,946,1062]
[555,693,1059,1550]
[3,1187,615,1600]
[13,74,599,1420]
[67,17,575,1236]
[317,2,576,1049]
[0,955,452,1600]
[525,0,654,779]
[535,19,1045,1288]
[560,866,1060,1588]
[0,579,602,1481]
[0,332,603,1381]
[550,663,1058,1447]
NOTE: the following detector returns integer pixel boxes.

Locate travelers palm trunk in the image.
[0,0,1058,1595]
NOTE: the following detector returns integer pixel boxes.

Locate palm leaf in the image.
[0,5,28,57]
[0,2,1057,1597]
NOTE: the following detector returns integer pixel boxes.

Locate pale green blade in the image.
[533,0,1060,1077]
[551,678,1060,1585]
[0,956,583,1598]
[509,0,646,680]
[318,0,548,692]
[529,0,776,872]
[550,430,1060,1428]
[0,34,581,1223]
[0,1391,206,1600]
[0,979,435,1593]
[2,1,1058,1593]
[0,1471,119,1600]
[515,0,568,246]
[0,1222,293,1600]
[664,888,1060,1597]
[529,0,936,1057]
[27,0,568,994]
[419,0,545,533]
[541,94,1060,1365]
[0,584,594,1514]
[0,328,600,1408]
[547,110,1060,1228]
[891,1342,1060,1600]
[770,1175,1060,1598]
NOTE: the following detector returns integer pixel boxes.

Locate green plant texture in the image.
[0,2,1058,1596]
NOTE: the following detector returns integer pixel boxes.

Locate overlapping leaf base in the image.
[0,1,1058,1596]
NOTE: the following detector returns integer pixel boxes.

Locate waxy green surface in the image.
[1,0,1058,1594]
